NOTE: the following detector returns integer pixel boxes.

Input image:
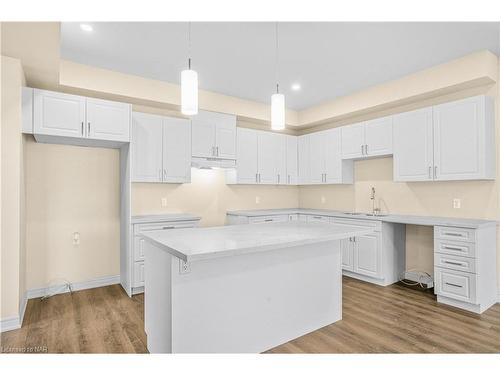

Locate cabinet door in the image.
[354,234,381,278]
[191,112,216,158]
[364,116,393,157]
[308,132,326,184]
[341,122,365,159]
[275,134,287,185]
[163,117,191,183]
[33,89,86,138]
[433,96,483,181]
[131,112,163,182]
[286,135,298,185]
[257,131,277,184]
[298,135,310,184]
[86,98,131,142]
[341,238,354,271]
[325,128,342,183]
[236,128,258,184]
[393,107,434,182]
[214,114,237,159]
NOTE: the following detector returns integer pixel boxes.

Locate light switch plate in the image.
[453,198,461,209]
[161,197,168,207]
[255,196,260,204]
[321,196,326,204]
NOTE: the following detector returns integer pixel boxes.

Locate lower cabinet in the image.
[130,218,200,294]
[341,238,354,272]
[353,233,381,278]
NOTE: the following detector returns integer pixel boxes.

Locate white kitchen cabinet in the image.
[394,95,494,182]
[131,112,191,183]
[341,117,393,159]
[258,131,278,184]
[131,112,164,182]
[275,134,287,185]
[34,89,86,138]
[341,122,365,159]
[393,107,434,182]
[433,95,495,181]
[341,238,355,272]
[285,135,298,185]
[22,87,34,134]
[298,135,310,185]
[300,129,353,185]
[163,117,192,183]
[353,234,381,278]
[234,127,259,184]
[192,110,236,159]
[86,98,131,142]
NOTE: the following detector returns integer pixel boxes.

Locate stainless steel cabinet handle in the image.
[217,146,219,156]
[162,226,175,230]
[163,169,167,180]
[259,174,261,183]
[264,219,273,222]
[365,144,368,155]
[88,122,90,135]
[81,122,84,136]
[445,282,463,288]
[443,260,464,266]
[442,245,463,251]
[255,173,258,183]
[443,232,463,237]
[428,166,432,179]
[434,166,437,179]
[361,145,364,155]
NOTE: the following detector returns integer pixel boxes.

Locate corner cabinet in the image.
[298,128,353,185]
[33,89,131,145]
[131,112,191,183]
[192,110,236,160]
[394,95,495,182]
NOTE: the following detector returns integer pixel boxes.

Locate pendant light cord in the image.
[188,21,192,69]
[275,22,279,94]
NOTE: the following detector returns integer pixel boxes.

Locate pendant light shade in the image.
[181,66,198,116]
[271,92,285,130]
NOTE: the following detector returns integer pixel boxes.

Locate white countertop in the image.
[131,213,201,224]
[140,221,373,262]
[226,208,497,229]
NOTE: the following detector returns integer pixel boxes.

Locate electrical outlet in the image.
[73,232,80,246]
[321,196,326,204]
[453,198,461,209]
[255,196,260,204]
[161,197,168,207]
[179,260,191,274]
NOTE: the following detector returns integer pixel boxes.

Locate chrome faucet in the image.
[370,187,380,216]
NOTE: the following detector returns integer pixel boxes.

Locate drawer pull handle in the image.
[445,282,463,288]
[443,232,464,237]
[443,261,464,266]
[313,216,322,219]
[442,246,464,251]
[162,226,175,230]
[264,219,274,222]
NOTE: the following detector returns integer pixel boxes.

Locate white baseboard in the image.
[26,274,120,299]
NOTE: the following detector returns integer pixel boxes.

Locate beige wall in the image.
[1,55,26,319]
[132,169,298,228]
[24,138,120,290]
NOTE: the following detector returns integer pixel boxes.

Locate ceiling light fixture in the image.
[291,83,301,91]
[271,22,285,131]
[181,22,198,116]
[80,24,93,32]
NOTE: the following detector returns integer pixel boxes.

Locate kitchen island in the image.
[141,221,372,353]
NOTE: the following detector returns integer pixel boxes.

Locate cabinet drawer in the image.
[306,215,330,223]
[434,253,477,273]
[434,239,476,258]
[333,217,382,231]
[435,268,477,303]
[248,215,288,224]
[435,226,476,243]
[133,262,145,288]
[134,221,197,235]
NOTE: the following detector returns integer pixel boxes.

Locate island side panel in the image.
[144,241,173,353]
[170,240,342,353]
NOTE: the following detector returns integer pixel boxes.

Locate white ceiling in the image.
[61,22,500,110]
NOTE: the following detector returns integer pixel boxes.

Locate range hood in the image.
[191,157,236,169]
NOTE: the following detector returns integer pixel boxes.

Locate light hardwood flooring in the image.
[2,277,500,353]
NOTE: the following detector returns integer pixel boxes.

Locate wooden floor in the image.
[2,276,500,353]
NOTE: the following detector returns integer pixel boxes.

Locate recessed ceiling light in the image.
[80,24,93,32]
[291,83,301,91]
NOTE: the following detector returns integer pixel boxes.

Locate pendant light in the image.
[271,22,285,130]
[181,22,198,116]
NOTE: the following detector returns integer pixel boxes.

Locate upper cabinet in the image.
[131,112,191,183]
[285,135,298,185]
[394,95,495,182]
[33,89,131,143]
[341,117,393,159]
[299,128,353,185]
[192,110,236,159]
